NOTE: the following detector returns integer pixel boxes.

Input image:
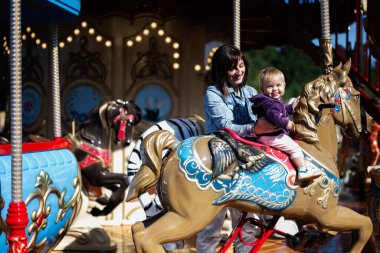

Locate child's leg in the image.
[257,134,305,164]
[257,134,321,181]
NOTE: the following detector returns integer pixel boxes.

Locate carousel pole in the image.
[319,0,333,74]
[6,0,29,252]
[233,0,240,49]
[50,22,62,139]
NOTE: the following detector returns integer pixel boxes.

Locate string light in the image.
[127,40,133,47]
[194,65,201,72]
[165,37,172,43]
[105,40,112,47]
[150,22,157,29]
[125,23,181,70]
[96,35,103,42]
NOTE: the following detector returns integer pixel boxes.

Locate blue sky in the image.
[311,22,377,66]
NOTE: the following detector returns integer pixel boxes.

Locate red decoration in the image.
[0,138,70,155]
[6,202,29,253]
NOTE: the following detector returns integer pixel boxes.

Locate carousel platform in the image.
[51,185,380,253]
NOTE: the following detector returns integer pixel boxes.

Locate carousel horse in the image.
[67,99,141,216]
[127,60,374,253]
[29,99,142,217]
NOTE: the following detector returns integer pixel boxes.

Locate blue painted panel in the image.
[0,0,81,22]
[47,0,81,16]
[0,149,80,253]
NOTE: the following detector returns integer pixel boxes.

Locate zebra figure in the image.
[126,115,205,250]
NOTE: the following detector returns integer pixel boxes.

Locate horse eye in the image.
[353,94,360,100]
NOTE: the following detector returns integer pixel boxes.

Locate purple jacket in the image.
[250,94,293,135]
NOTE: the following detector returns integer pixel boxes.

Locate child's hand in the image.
[292,97,300,110]
[287,120,295,130]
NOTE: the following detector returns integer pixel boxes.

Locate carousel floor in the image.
[52,185,380,253]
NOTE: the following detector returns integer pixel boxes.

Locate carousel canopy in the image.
[0,0,80,22]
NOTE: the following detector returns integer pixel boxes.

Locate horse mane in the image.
[77,102,110,145]
[98,101,111,130]
[293,62,350,146]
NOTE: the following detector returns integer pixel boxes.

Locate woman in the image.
[199,44,258,253]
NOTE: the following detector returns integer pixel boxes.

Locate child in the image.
[250,67,322,182]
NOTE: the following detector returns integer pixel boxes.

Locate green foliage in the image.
[245,46,321,102]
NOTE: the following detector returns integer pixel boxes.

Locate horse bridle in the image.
[110,100,137,145]
[317,88,368,134]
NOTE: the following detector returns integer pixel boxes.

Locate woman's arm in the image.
[204,89,254,136]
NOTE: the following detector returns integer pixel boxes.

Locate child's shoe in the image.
[297,166,322,182]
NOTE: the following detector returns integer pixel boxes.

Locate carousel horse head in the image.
[100,99,142,147]
[126,60,374,253]
[294,59,372,148]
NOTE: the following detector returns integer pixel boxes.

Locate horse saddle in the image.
[210,129,299,210]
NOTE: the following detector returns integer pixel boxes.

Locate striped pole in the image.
[233,0,241,49]
[50,22,62,139]
[6,0,29,252]
[319,0,333,74]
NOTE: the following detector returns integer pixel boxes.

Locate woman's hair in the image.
[211,45,249,96]
[259,67,285,92]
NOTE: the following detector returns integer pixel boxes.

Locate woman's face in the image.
[227,58,245,87]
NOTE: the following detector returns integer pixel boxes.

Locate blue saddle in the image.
[177,137,296,211]
[213,162,296,210]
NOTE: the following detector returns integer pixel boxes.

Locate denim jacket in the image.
[204,84,257,136]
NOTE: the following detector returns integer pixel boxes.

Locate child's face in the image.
[262,76,285,99]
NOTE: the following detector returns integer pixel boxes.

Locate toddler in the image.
[250,67,322,182]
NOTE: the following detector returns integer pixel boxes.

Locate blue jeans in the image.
[196,208,259,253]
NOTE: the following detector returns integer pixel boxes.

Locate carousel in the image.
[1,0,380,253]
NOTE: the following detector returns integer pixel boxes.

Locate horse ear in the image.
[333,62,342,71]
[343,58,351,73]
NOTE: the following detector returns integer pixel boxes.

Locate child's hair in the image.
[259,67,285,92]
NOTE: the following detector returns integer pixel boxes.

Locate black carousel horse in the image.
[66,99,142,216]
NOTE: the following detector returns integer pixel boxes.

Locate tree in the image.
[245,46,321,102]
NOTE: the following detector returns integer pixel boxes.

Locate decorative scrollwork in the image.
[303,174,340,209]
[131,37,172,81]
[25,170,81,252]
[0,197,9,242]
[65,36,107,83]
